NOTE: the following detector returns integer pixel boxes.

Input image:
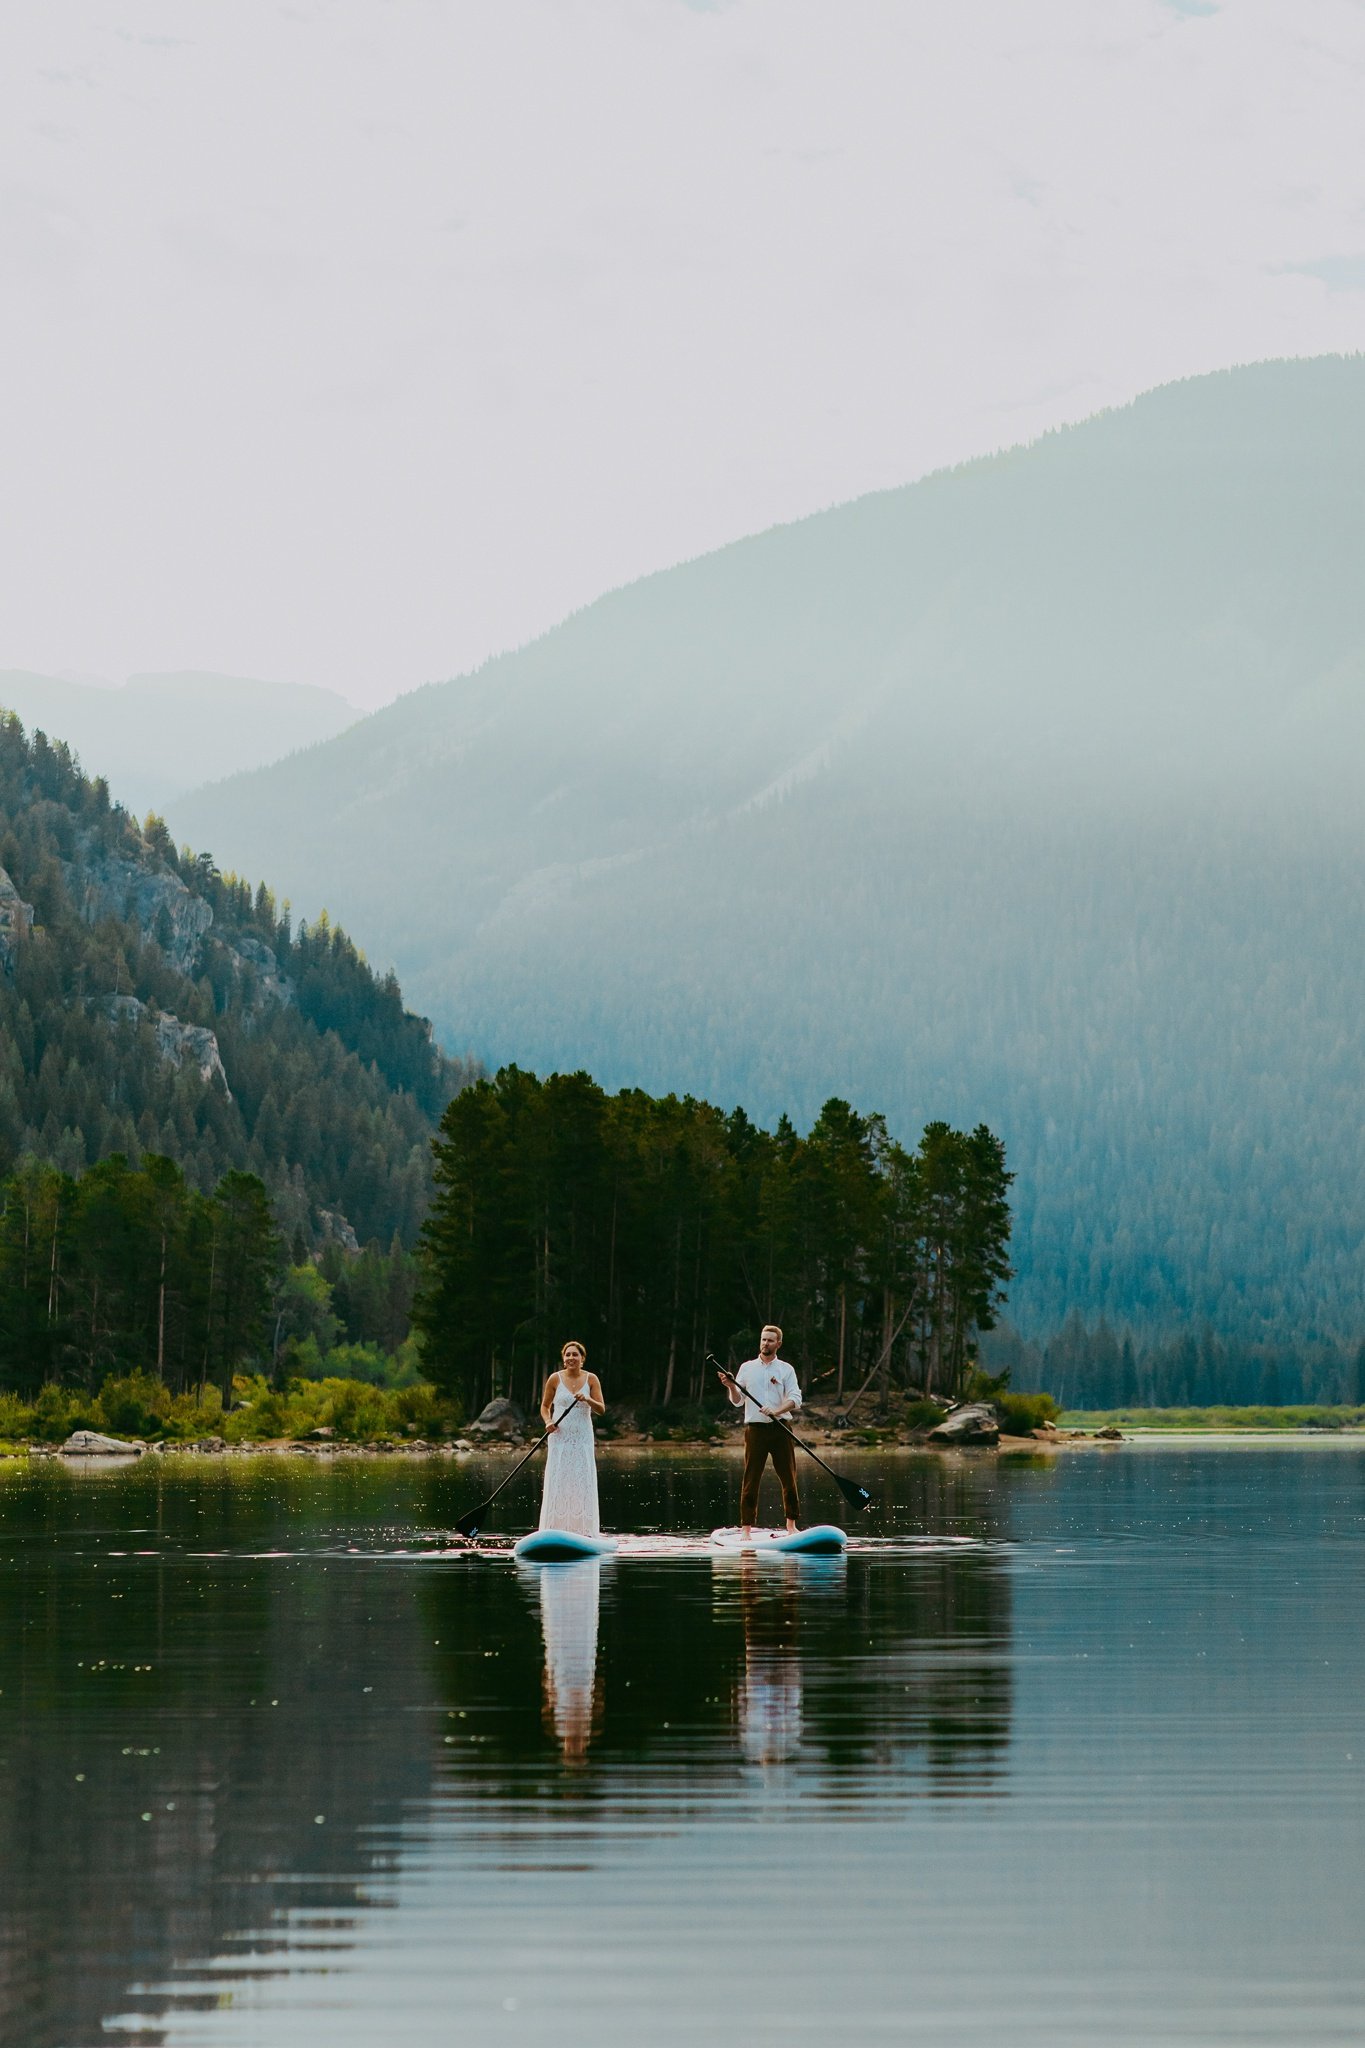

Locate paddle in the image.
[708,1354,872,1515]
[456,1388,589,1540]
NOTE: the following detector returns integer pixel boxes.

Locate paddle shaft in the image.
[710,1358,871,1509]
[458,1388,589,1537]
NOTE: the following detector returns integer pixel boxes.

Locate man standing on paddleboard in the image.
[720,1325,802,1536]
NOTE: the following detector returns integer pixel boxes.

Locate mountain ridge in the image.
[0,669,357,817]
[161,355,1365,1345]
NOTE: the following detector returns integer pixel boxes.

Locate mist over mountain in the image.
[0,670,356,816]
[171,358,1365,1347]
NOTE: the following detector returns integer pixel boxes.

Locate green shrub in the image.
[390,1382,461,1436]
[158,1386,226,1440]
[2,1370,460,1447]
[30,1385,90,1442]
[995,1391,1060,1434]
[283,1337,426,1391]
[222,1381,294,1441]
[902,1398,949,1431]
[321,1378,395,1440]
[95,1370,173,1439]
[320,1342,391,1387]
[0,1391,35,1438]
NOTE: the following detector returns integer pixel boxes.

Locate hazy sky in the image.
[5,1,1365,709]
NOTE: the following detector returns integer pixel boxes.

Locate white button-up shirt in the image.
[734,1357,802,1425]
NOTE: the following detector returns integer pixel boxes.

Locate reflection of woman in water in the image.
[538,1556,602,1765]
[538,1341,606,1536]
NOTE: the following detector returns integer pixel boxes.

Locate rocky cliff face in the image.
[63,833,297,1015]
[104,994,232,1097]
[67,852,214,974]
[0,865,34,973]
[228,932,294,1012]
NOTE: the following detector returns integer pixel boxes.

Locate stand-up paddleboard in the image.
[513,1529,618,1562]
[710,1524,848,1556]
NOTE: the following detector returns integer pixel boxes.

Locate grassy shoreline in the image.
[1060,1405,1365,1431]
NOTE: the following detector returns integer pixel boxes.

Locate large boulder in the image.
[60,1429,146,1457]
[927,1402,1000,1446]
[466,1397,526,1441]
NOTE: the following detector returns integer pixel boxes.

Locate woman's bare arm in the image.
[540,1372,560,1428]
[584,1372,606,1415]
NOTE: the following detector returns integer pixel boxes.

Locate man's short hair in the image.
[761,1323,783,1343]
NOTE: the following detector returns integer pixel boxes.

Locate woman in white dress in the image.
[538,1341,606,1536]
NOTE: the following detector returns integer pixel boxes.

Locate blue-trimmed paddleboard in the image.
[710,1524,848,1556]
[513,1529,618,1562]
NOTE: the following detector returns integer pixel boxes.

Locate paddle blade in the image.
[837,1476,873,1513]
[456,1506,487,1539]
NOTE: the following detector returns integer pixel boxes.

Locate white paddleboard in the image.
[513,1529,618,1562]
[709,1524,848,1556]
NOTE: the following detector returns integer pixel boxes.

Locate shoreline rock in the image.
[927,1402,1000,1446]
[465,1397,527,1442]
[60,1429,146,1458]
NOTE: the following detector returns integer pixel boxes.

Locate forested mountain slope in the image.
[0,716,472,1250]
[0,670,355,816]
[171,358,1365,1345]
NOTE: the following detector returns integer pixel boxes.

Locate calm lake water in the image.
[2,1444,1363,2048]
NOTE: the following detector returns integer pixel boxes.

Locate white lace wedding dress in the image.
[538,1378,601,1536]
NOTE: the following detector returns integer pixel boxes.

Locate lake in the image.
[2,1444,1362,2047]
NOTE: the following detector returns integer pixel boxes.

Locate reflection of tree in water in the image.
[0,1462,442,2048]
[0,1452,1021,2042]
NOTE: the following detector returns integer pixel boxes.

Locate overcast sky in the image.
[4,0,1365,709]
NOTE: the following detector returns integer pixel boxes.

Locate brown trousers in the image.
[740,1422,801,1526]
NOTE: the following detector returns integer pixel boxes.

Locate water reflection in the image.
[730,1557,822,1765]
[523,1558,603,1765]
[2,1451,1020,2045]
[0,1459,443,2048]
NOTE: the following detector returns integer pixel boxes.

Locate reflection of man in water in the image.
[720,1324,803,1536]
[737,1558,803,1765]
[537,1558,601,1766]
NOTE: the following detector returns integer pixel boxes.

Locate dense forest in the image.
[177,359,1365,1358]
[0,1142,422,1407]
[415,1067,1012,1417]
[0,1152,275,1403]
[0,712,473,1251]
[986,1312,1365,1411]
[0,710,467,1411]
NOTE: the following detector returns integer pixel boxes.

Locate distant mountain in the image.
[169,357,1365,1348]
[0,715,473,1251]
[0,669,356,816]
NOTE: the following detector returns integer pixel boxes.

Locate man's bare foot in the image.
[741,1526,752,1539]
[786,1520,798,1533]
